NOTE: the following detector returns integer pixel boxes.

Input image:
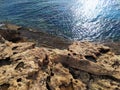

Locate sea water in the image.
[0,0,120,41]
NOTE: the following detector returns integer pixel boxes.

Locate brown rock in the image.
[0,39,86,90]
[0,25,120,90]
[0,29,23,42]
[49,42,119,80]
[89,78,120,90]
[48,63,86,90]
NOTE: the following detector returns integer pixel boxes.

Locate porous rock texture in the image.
[0,24,120,90]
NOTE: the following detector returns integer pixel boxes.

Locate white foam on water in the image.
[0,24,5,27]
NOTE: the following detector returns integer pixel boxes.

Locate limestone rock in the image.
[0,25,120,90]
[48,63,86,90]
[0,40,86,90]
[50,41,120,80]
[89,78,120,90]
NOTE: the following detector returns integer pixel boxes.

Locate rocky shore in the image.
[0,23,120,90]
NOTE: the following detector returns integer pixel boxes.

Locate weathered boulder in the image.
[47,63,86,90]
[0,24,120,90]
[0,40,86,90]
[50,42,120,80]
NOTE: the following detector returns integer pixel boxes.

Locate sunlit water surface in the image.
[0,0,120,41]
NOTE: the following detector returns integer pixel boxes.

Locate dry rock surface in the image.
[0,24,120,90]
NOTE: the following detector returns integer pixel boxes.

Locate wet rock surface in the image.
[0,24,120,90]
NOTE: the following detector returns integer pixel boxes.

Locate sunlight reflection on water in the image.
[0,0,120,41]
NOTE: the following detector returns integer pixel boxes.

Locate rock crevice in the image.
[0,24,120,90]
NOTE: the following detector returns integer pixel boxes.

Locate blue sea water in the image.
[0,0,120,41]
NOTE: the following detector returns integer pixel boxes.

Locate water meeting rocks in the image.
[0,25,120,90]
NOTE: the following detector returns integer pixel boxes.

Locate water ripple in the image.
[0,0,120,41]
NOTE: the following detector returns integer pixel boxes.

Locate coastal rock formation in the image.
[0,24,120,90]
[0,36,86,90]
